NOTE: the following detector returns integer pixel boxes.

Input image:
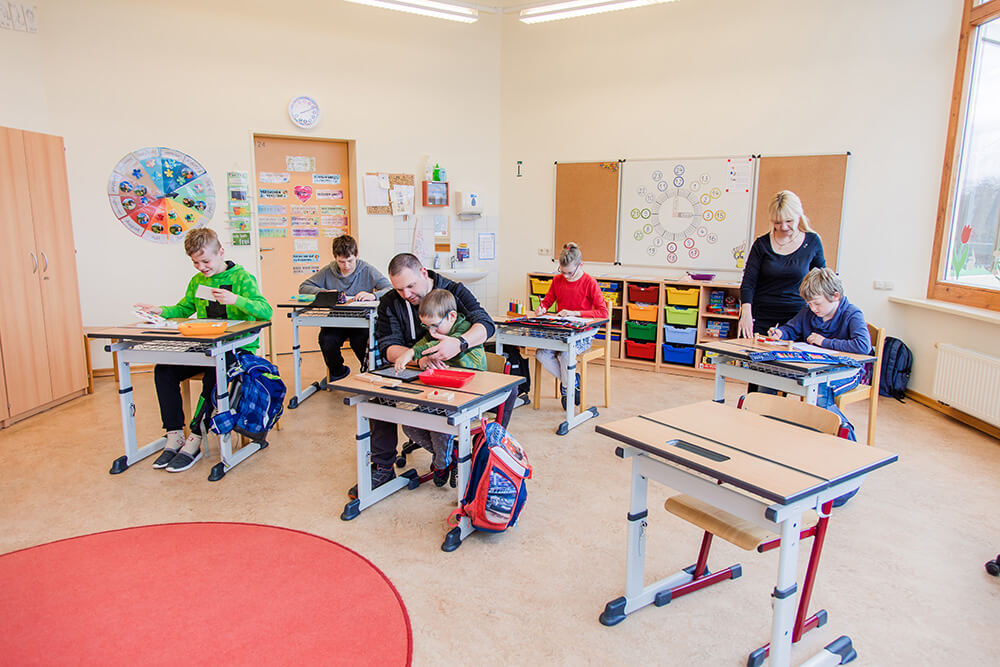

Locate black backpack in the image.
[879,337,912,401]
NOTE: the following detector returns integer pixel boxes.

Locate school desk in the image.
[697,338,874,405]
[595,401,897,666]
[87,320,271,482]
[493,316,609,435]
[329,369,523,551]
[276,300,379,409]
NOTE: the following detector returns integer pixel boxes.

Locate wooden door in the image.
[0,127,53,415]
[0,337,8,422]
[23,130,88,398]
[252,135,351,354]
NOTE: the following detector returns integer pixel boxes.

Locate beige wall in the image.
[498,0,997,395]
[2,0,501,366]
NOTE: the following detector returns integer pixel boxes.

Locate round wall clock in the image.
[288,96,321,129]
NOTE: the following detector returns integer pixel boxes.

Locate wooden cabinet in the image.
[0,127,86,426]
[526,272,741,378]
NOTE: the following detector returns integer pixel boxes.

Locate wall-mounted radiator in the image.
[933,344,1000,427]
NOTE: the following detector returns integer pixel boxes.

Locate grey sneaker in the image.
[166,448,202,472]
[151,448,178,469]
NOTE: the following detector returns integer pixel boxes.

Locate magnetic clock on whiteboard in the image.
[288,96,321,129]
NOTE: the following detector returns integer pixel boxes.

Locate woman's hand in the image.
[738,306,754,339]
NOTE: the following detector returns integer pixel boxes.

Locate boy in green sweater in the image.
[134,228,272,473]
[393,289,486,485]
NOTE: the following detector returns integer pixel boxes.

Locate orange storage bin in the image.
[626,303,657,322]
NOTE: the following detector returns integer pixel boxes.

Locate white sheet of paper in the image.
[364,175,390,207]
[195,285,217,301]
[792,342,829,354]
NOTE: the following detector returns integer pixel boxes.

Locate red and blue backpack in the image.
[450,421,532,533]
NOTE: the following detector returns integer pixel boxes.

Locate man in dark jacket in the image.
[360,253,516,491]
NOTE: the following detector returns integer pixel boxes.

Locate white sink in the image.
[437,268,489,283]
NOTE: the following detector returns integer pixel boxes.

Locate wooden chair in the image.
[835,322,885,446]
[662,394,845,665]
[532,299,613,411]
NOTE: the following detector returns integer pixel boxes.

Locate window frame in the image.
[928,0,1000,311]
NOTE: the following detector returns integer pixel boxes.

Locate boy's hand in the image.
[394,349,415,372]
[211,288,238,305]
[133,303,162,315]
[354,291,376,302]
[767,327,783,340]
[806,333,826,347]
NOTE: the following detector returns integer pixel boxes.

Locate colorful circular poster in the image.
[108,147,215,243]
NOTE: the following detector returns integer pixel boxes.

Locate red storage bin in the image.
[627,283,660,304]
[625,340,656,360]
[418,368,475,388]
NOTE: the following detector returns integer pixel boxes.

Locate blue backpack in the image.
[210,350,286,441]
[878,337,912,401]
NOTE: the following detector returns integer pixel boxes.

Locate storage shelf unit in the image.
[526,272,742,377]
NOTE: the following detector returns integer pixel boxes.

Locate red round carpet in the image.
[0,523,411,665]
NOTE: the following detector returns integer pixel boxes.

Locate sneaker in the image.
[348,464,397,499]
[432,466,449,487]
[328,366,350,382]
[166,448,202,472]
[151,448,178,469]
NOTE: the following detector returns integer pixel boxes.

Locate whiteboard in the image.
[617,157,756,271]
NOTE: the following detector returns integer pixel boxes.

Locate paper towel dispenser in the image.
[456,191,482,218]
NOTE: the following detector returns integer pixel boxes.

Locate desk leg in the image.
[805,384,819,405]
[714,368,726,403]
[109,358,166,474]
[342,409,416,520]
[366,316,376,373]
[769,511,804,667]
[288,319,321,409]
[442,419,474,552]
[208,355,264,482]
[558,341,599,436]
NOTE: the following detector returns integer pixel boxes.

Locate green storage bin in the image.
[626,320,657,342]
[665,305,697,327]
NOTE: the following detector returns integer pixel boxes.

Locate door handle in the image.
[260,247,275,251]
[41,251,48,273]
[30,252,37,273]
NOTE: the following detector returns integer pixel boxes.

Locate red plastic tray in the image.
[418,368,475,388]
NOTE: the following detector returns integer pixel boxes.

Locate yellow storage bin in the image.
[666,286,699,307]
[626,303,658,322]
[530,277,553,295]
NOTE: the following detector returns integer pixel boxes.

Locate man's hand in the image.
[421,333,462,363]
[354,291,376,302]
[806,333,826,347]
[212,288,238,305]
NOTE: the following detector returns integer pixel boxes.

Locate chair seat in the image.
[835,383,869,407]
[665,494,817,551]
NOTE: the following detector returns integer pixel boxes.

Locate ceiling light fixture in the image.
[344,0,480,23]
[519,0,674,24]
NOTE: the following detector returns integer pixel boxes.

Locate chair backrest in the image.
[740,392,841,435]
[866,322,887,392]
[485,351,510,375]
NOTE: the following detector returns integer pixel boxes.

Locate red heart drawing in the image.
[294,185,313,203]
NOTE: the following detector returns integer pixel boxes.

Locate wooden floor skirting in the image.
[906,389,1000,441]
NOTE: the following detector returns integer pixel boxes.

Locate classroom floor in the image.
[2,352,999,665]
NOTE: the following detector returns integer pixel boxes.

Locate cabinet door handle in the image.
[41,251,48,272]
[30,252,37,273]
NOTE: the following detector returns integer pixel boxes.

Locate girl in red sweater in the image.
[534,242,609,407]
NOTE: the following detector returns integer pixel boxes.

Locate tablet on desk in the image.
[309,291,343,308]
[372,367,422,382]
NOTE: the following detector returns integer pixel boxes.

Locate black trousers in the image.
[368,389,518,468]
[318,326,370,375]
[154,365,217,434]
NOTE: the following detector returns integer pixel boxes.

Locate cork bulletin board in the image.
[365,172,414,216]
[753,154,849,271]
[553,161,621,264]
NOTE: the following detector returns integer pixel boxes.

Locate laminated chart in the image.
[618,157,755,270]
[108,147,216,243]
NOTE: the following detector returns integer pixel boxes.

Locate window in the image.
[929,0,1000,310]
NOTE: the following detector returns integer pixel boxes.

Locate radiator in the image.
[932,344,1000,427]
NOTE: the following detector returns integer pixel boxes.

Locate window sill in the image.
[888,296,1000,325]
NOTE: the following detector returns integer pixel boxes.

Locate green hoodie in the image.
[160,261,272,353]
[411,313,486,371]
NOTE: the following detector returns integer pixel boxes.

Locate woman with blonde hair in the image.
[534,242,609,408]
[737,190,826,338]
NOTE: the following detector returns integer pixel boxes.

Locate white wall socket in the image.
[873,280,895,290]
[538,247,551,256]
